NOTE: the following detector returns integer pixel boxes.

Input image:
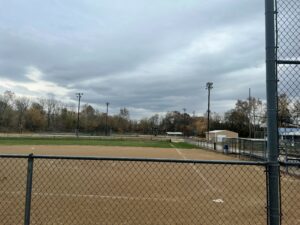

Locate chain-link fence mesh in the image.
[276,1,300,223]
[2,156,300,225]
[276,0,300,159]
[0,158,27,225]
[31,159,268,225]
[0,156,269,225]
[187,138,267,160]
[0,1,298,225]
[276,0,300,61]
[280,163,300,225]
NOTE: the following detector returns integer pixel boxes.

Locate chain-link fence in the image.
[0,157,27,225]
[0,1,298,225]
[0,155,270,225]
[276,0,300,161]
[280,162,300,225]
[276,1,300,223]
[1,154,300,225]
[187,138,267,161]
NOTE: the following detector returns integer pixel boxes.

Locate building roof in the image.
[166,132,183,135]
[207,130,225,133]
[207,130,237,134]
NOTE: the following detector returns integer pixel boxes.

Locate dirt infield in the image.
[0,145,236,160]
[0,146,299,225]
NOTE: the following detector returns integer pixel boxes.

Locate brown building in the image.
[205,130,238,142]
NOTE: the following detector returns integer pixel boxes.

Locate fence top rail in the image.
[0,154,267,166]
[280,161,300,166]
[236,138,266,141]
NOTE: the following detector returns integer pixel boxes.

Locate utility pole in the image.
[182,108,186,136]
[105,102,109,136]
[206,82,213,142]
[253,98,259,139]
[76,93,83,137]
[249,88,252,138]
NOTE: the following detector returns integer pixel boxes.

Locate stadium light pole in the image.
[206,82,213,142]
[105,102,109,136]
[182,108,186,136]
[248,88,252,138]
[76,93,83,137]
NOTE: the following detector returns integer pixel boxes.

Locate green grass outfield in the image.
[0,137,197,149]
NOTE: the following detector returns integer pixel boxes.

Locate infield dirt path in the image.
[0,145,236,160]
[0,146,299,225]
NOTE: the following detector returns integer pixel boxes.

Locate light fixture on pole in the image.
[182,108,186,136]
[105,102,109,136]
[76,93,83,137]
[206,82,213,142]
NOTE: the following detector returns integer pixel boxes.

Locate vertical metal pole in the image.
[183,108,186,136]
[206,82,213,142]
[241,139,243,155]
[251,140,254,158]
[265,0,280,224]
[24,154,34,225]
[285,146,288,173]
[105,102,109,136]
[77,95,81,136]
[266,164,270,225]
[76,93,83,137]
[207,87,210,141]
[249,88,252,138]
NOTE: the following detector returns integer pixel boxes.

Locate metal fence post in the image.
[239,139,241,156]
[24,154,34,225]
[251,140,254,158]
[241,139,244,155]
[265,0,281,224]
[285,146,288,174]
[265,164,270,225]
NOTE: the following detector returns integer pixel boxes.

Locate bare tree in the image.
[278,94,292,127]
[291,100,300,126]
[0,91,15,129]
[39,97,59,130]
[15,97,30,133]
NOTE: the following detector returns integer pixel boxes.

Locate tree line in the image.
[0,91,298,137]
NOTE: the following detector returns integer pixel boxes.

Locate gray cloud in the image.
[0,0,267,119]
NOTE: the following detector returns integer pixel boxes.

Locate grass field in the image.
[0,141,299,225]
[0,136,195,149]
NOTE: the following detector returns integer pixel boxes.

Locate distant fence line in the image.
[0,133,171,141]
[185,137,300,162]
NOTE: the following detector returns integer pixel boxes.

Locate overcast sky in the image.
[0,0,267,119]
